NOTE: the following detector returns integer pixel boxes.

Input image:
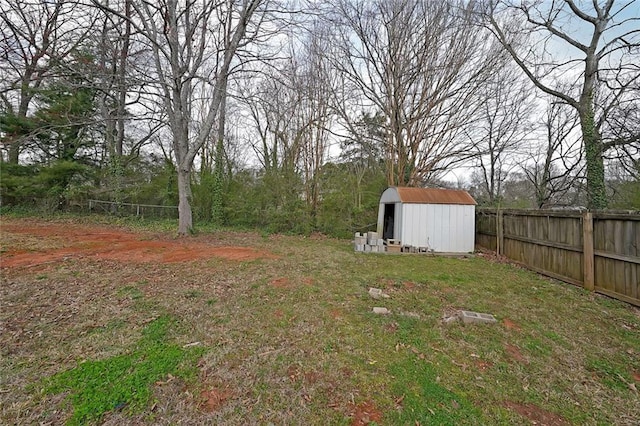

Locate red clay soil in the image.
[474,360,494,371]
[269,277,291,288]
[348,400,383,426]
[1,220,276,268]
[402,281,416,290]
[200,388,233,413]
[503,401,569,426]
[504,343,529,365]
[329,309,342,320]
[503,318,521,331]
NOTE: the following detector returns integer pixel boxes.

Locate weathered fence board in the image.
[476,208,640,307]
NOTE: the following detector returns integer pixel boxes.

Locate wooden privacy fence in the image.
[475,208,640,306]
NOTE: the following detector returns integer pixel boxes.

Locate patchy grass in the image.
[43,316,204,425]
[388,357,483,424]
[1,216,639,425]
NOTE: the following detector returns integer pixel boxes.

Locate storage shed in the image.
[376,187,476,253]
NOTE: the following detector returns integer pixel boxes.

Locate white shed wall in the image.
[376,204,384,235]
[395,203,403,240]
[400,204,475,252]
[380,188,401,204]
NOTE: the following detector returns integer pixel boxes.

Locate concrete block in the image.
[387,245,401,253]
[442,315,459,325]
[367,231,379,245]
[370,245,379,253]
[354,244,364,252]
[459,310,497,325]
[377,239,385,246]
[364,244,372,252]
[368,287,390,299]
[372,307,390,315]
[387,239,400,246]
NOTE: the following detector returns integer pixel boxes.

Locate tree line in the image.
[1,0,638,235]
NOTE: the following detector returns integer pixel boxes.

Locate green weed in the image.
[387,356,485,424]
[523,337,552,357]
[117,285,144,300]
[44,316,204,425]
[586,358,634,391]
[184,290,202,299]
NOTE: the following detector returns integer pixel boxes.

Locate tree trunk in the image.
[8,143,20,164]
[177,166,193,235]
[211,137,225,226]
[580,107,607,209]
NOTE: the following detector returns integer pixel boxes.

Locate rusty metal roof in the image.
[395,187,476,205]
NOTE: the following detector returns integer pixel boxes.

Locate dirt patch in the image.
[385,321,399,333]
[269,277,291,288]
[309,232,328,240]
[287,365,301,382]
[476,248,522,268]
[504,401,569,426]
[304,370,321,384]
[1,219,276,268]
[285,366,322,385]
[474,360,493,371]
[200,388,233,412]
[505,343,529,365]
[503,318,521,331]
[340,368,354,378]
[347,400,383,426]
[377,278,394,288]
[633,371,640,382]
[329,309,342,320]
[402,281,416,290]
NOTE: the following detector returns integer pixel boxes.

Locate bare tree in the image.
[467,70,535,205]
[95,0,141,161]
[602,76,640,180]
[327,0,501,187]
[0,1,97,163]
[293,24,335,221]
[95,0,268,234]
[242,64,305,174]
[481,0,640,208]
[522,100,583,208]
[240,26,335,221]
[339,111,386,210]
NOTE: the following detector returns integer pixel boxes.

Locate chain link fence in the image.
[87,199,178,219]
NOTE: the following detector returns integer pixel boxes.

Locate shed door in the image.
[382,203,395,240]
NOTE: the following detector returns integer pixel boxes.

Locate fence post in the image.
[497,209,504,256]
[583,211,595,291]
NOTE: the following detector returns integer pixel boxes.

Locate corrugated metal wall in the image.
[400,204,475,252]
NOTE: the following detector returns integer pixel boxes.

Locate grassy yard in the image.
[1,216,639,425]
